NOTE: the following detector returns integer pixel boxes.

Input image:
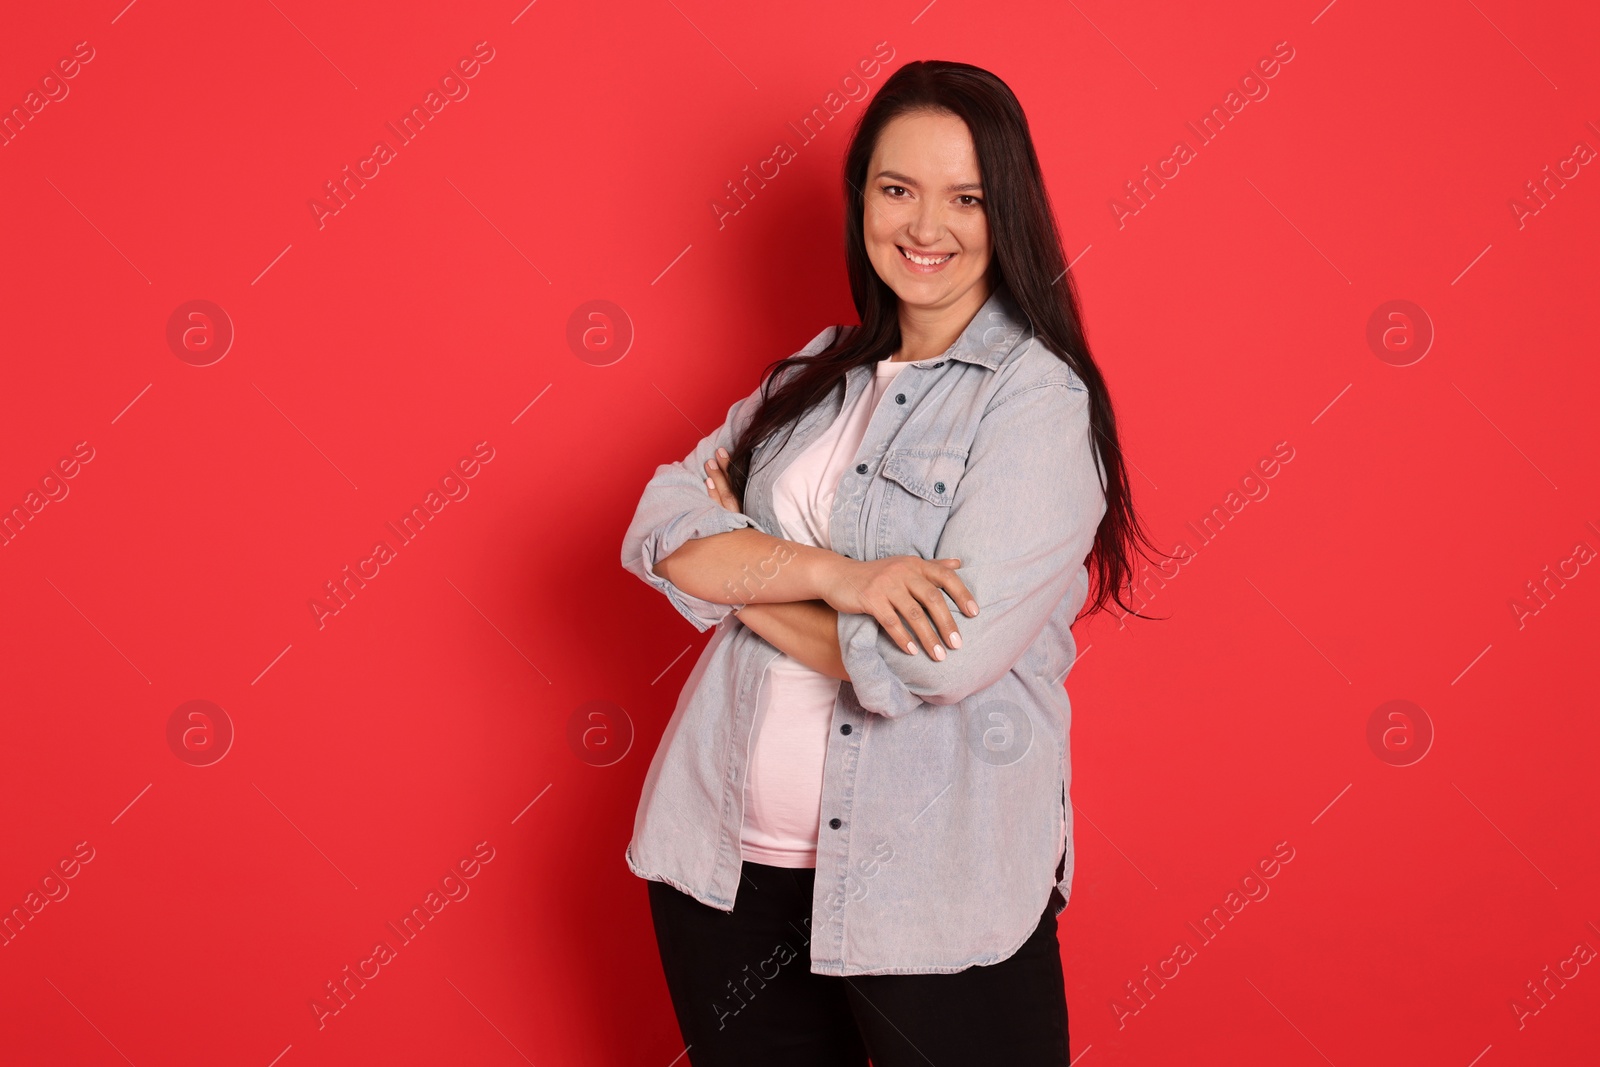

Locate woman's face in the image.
[862,109,991,314]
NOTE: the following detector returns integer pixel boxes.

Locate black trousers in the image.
[647,860,1070,1066]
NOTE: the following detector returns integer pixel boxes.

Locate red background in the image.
[2,1,1596,1064]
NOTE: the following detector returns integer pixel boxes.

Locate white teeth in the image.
[901,247,952,266]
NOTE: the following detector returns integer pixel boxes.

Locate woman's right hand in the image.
[815,555,979,661]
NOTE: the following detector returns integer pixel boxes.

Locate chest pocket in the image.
[877,446,969,558]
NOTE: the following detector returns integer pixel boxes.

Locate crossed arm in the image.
[629,372,1103,720]
[733,599,849,680]
[653,448,849,680]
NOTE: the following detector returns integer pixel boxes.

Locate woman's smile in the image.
[897,244,956,272]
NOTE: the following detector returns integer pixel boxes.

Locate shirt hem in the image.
[625,840,733,911]
[808,888,1056,977]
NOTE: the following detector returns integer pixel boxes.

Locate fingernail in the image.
[948,631,961,649]
[932,643,946,661]
[966,601,979,615]
[907,641,918,655]
[705,477,715,489]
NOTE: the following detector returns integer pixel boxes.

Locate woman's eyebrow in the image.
[873,169,984,192]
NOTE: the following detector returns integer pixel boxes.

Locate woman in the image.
[620,59,1157,1066]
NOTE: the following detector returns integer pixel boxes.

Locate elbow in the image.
[624,517,678,588]
[918,682,976,708]
[620,514,656,580]
[837,612,987,714]
[913,651,1012,707]
[621,541,643,580]
[896,658,984,708]
[849,673,966,718]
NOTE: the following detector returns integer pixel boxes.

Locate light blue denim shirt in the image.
[620,284,1108,976]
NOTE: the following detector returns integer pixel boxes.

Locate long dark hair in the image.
[726,59,1164,622]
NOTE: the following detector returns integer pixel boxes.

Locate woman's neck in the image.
[893,281,993,361]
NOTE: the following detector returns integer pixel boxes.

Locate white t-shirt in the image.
[739,356,926,867]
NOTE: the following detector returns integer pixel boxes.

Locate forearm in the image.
[734,600,849,681]
[654,527,837,608]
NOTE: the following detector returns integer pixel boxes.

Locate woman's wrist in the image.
[798,547,844,605]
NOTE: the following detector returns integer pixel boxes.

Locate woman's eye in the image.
[883,185,908,198]
[959,195,983,207]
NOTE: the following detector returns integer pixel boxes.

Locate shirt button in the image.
[840,723,852,735]
[895,393,906,404]
[855,463,867,474]
[934,481,945,493]
[829,818,842,830]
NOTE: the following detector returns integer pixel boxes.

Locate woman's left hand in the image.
[703,447,741,513]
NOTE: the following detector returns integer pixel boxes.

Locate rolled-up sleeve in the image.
[838,378,1108,717]
[621,326,838,632]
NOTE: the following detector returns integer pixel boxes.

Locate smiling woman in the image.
[622,58,1165,1067]
[862,111,992,316]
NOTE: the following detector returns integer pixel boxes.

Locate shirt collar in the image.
[934,282,1036,371]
